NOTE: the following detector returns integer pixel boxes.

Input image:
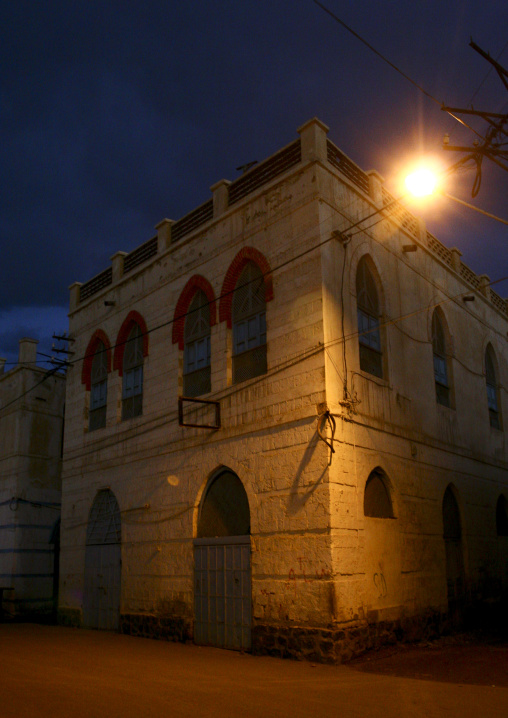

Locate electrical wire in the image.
[0,365,62,414]
[1,166,506,415]
[312,0,483,139]
[448,38,508,141]
[60,271,508,470]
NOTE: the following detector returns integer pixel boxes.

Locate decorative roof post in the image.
[297,117,329,163]
[18,338,38,366]
[111,251,127,282]
[416,217,427,245]
[366,170,384,207]
[211,180,231,218]
[69,282,82,312]
[478,274,491,301]
[450,247,462,273]
[155,218,174,252]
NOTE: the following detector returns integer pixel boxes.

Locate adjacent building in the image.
[0,339,65,618]
[59,119,508,661]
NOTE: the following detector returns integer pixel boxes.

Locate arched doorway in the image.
[442,486,465,613]
[83,489,121,630]
[194,469,251,650]
[49,519,60,621]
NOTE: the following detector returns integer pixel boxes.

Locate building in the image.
[0,338,65,619]
[59,119,508,661]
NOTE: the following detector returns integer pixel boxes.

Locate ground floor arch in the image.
[442,485,465,612]
[83,489,122,630]
[193,469,251,650]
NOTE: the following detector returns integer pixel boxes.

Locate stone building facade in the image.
[0,339,65,618]
[59,119,508,661]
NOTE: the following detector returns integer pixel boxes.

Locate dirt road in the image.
[0,624,507,718]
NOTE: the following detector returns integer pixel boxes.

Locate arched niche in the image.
[83,489,122,630]
[197,470,250,538]
[442,485,465,610]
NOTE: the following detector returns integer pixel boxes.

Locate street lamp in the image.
[405,168,438,198]
[404,166,508,226]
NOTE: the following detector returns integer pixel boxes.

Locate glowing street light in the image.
[404,165,508,225]
[404,168,438,197]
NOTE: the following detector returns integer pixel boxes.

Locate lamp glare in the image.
[405,169,437,197]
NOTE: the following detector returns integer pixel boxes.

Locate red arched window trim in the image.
[113,310,149,377]
[219,247,273,329]
[81,329,112,391]
[172,275,217,350]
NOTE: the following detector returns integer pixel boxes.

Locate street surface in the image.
[0,624,507,718]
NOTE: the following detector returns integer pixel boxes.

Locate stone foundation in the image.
[252,612,446,664]
[120,613,192,642]
[57,607,82,628]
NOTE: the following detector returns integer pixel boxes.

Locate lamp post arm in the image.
[442,192,508,226]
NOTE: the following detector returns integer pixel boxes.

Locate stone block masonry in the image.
[59,118,508,662]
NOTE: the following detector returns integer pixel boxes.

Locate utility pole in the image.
[441,40,508,197]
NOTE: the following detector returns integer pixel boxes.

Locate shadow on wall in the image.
[287,430,328,515]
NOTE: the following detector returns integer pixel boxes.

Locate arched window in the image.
[356,257,383,378]
[442,485,465,605]
[184,289,211,396]
[496,495,508,536]
[89,341,108,431]
[232,261,267,383]
[432,310,450,407]
[486,346,501,429]
[122,324,144,419]
[364,469,393,518]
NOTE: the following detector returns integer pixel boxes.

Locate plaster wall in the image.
[59,119,508,651]
[0,364,65,615]
[60,158,335,628]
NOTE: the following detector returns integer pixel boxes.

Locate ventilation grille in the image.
[233,345,267,384]
[184,367,211,397]
[427,232,453,266]
[491,290,506,314]
[459,263,481,289]
[327,140,370,195]
[228,140,301,206]
[124,236,158,274]
[381,187,418,238]
[86,490,121,545]
[89,406,106,432]
[172,200,214,243]
[80,267,113,302]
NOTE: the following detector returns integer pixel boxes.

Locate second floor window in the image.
[184,290,211,396]
[356,257,383,378]
[486,346,500,429]
[89,342,108,431]
[233,261,267,383]
[122,324,144,420]
[432,311,450,407]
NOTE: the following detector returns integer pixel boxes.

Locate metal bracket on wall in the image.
[178,396,221,430]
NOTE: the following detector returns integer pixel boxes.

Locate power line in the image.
[0,366,62,414]
[311,0,482,139]
[2,168,506,414]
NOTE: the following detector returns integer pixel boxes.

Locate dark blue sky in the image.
[1,0,507,367]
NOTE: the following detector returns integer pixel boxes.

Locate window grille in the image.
[86,490,121,545]
[432,312,450,407]
[356,258,383,378]
[184,290,211,396]
[232,263,267,383]
[122,325,144,420]
[486,348,500,429]
[89,342,108,431]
